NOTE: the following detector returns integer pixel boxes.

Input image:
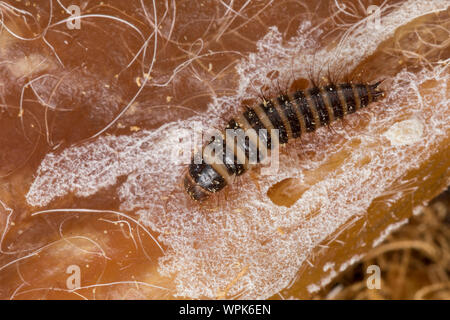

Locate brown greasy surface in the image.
[312,189,450,300]
[278,128,450,298]
[0,0,449,299]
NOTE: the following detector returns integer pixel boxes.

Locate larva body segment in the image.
[184,82,385,201]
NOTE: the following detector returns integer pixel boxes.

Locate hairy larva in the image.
[184,81,385,201]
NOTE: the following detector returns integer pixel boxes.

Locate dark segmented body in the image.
[184,82,384,201]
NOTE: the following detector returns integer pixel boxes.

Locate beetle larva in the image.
[184,81,385,201]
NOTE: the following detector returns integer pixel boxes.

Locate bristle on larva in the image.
[184,81,385,201]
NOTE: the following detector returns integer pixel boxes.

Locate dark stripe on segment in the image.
[320,86,335,123]
[366,84,373,104]
[277,95,301,139]
[339,83,357,114]
[324,84,344,119]
[202,140,231,184]
[356,84,369,108]
[208,135,245,176]
[222,142,245,176]
[188,159,226,193]
[259,100,289,144]
[243,108,270,154]
[293,90,315,132]
[308,87,330,126]
[226,119,258,169]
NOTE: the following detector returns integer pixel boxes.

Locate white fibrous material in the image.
[26,0,449,299]
[307,254,364,294]
[383,119,424,146]
[372,219,409,248]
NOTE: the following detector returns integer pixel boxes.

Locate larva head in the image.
[369,80,385,102]
[184,160,227,201]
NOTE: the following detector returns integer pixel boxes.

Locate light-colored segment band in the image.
[351,84,362,111]
[337,85,349,115]
[304,90,320,130]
